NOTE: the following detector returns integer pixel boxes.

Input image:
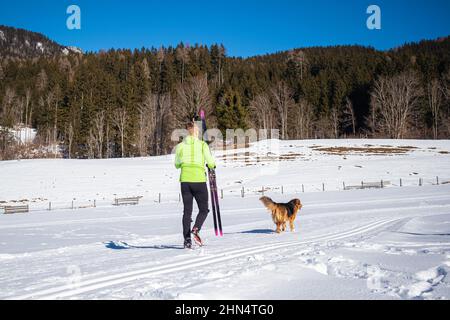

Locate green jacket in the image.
[175,135,216,183]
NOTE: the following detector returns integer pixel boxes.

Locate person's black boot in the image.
[184,239,192,249]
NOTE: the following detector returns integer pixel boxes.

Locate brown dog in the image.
[260,197,302,233]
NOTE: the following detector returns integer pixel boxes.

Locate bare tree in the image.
[154,93,172,155]
[365,98,377,137]
[176,45,190,83]
[427,79,443,139]
[66,123,74,159]
[294,100,314,139]
[249,93,273,131]
[271,82,295,140]
[314,117,333,139]
[442,69,450,128]
[42,90,55,146]
[58,57,74,82]
[443,68,450,95]
[329,106,340,139]
[91,111,105,158]
[112,108,128,157]
[36,69,48,92]
[24,88,32,143]
[370,71,422,139]
[52,86,62,157]
[137,110,149,157]
[0,127,15,160]
[17,97,24,130]
[174,74,211,126]
[137,94,157,156]
[288,50,309,80]
[156,47,165,73]
[141,58,151,80]
[1,87,20,127]
[342,97,356,136]
[87,129,96,159]
[192,46,201,64]
[105,120,111,159]
[218,45,226,86]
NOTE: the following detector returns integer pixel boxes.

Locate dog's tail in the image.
[259,196,277,212]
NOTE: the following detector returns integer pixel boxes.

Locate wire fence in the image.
[1,176,449,215]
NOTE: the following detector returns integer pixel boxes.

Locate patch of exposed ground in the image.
[218,152,304,162]
[311,145,417,155]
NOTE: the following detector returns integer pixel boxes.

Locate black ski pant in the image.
[181,182,209,241]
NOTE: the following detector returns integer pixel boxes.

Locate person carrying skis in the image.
[175,120,216,249]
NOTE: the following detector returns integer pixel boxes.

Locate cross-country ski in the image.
[200,108,224,237]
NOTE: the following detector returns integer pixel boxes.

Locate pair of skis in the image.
[199,109,223,237]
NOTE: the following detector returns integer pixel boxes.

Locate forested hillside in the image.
[1,25,449,160]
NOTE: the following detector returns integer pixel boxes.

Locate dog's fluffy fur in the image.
[259,197,302,233]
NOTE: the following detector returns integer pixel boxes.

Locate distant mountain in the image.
[0,25,82,58]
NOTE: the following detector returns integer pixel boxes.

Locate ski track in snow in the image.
[8,217,402,299]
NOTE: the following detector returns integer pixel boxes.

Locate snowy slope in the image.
[0,139,450,300]
[1,139,449,205]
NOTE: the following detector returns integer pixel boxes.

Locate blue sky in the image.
[1,0,449,57]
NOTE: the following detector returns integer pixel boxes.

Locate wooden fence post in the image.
[400,178,403,187]
[48,202,51,211]
[221,189,224,199]
[159,193,161,203]
[437,176,439,185]
[343,182,346,190]
[322,183,325,192]
[302,184,304,193]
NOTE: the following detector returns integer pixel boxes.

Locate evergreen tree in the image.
[216,89,248,133]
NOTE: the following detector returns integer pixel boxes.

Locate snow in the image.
[1,139,449,205]
[0,30,6,42]
[62,46,83,55]
[0,139,450,300]
[66,46,83,54]
[36,42,44,53]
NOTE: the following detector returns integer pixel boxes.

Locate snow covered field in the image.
[1,139,450,300]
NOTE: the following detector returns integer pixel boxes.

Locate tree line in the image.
[1,33,449,160]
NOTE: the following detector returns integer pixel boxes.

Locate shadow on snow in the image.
[104,241,184,250]
[226,229,276,235]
